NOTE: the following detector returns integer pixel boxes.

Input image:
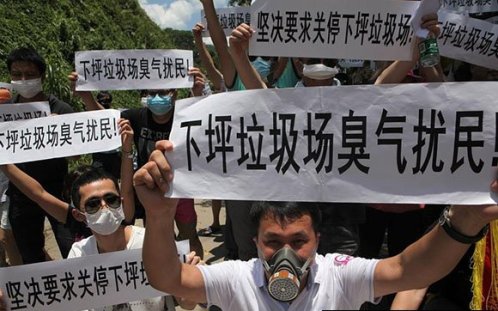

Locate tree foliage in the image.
[0,0,196,110]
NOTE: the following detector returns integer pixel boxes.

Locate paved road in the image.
[44,199,226,311]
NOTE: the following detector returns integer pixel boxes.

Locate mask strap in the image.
[257,246,272,272]
[299,247,316,276]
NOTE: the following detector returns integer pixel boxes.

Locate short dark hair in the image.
[6,47,47,76]
[96,91,113,108]
[250,201,322,235]
[70,167,120,210]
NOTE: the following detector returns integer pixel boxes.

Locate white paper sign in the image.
[201,7,251,37]
[75,50,194,91]
[0,241,190,311]
[248,0,420,61]
[441,0,498,14]
[168,83,498,205]
[438,11,498,70]
[0,110,121,165]
[0,102,50,122]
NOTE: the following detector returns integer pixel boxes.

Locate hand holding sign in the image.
[0,289,5,311]
[133,140,178,217]
[229,23,253,57]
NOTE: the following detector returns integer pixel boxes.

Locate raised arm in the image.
[375,14,444,84]
[200,0,237,89]
[118,118,135,224]
[374,203,497,298]
[134,140,207,303]
[229,24,267,90]
[0,164,68,223]
[193,23,224,91]
[68,72,105,111]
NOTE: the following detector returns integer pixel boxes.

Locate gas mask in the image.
[302,64,339,80]
[85,205,124,236]
[260,247,314,302]
[11,78,43,99]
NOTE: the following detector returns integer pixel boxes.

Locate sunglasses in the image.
[147,89,174,97]
[83,193,121,214]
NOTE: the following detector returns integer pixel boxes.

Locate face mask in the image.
[11,78,43,99]
[260,246,314,302]
[147,94,173,116]
[302,64,339,80]
[85,205,124,235]
[140,97,148,107]
[251,57,272,82]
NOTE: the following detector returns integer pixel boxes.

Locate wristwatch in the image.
[438,206,489,244]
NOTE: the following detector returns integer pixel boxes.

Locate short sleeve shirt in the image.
[198,253,379,311]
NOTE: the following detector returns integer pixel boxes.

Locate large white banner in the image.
[168,83,498,205]
[201,7,251,37]
[0,241,189,311]
[438,11,498,70]
[75,50,194,91]
[0,110,121,165]
[248,0,420,61]
[441,0,498,14]
[0,102,50,122]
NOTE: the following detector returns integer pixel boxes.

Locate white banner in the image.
[0,102,50,122]
[248,0,419,61]
[75,50,194,91]
[0,241,189,311]
[441,0,498,14]
[438,11,498,70]
[201,7,251,37]
[168,83,498,205]
[0,110,121,165]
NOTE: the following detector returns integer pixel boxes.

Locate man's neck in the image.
[151,110,173,124]
[18,92,46,103]
[94,225,130,254]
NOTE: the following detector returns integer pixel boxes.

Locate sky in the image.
[139,0,229,31]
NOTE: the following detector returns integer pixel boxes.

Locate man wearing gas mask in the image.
[134,140,498,310]
[5,47,75,263]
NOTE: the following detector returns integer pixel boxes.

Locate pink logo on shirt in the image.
[333,254,354,266]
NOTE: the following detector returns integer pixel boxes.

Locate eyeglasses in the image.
[83,193,121,214]
[147,89,174,97]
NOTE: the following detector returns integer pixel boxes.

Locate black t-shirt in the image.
[121,108,173,169]
[8,95,74,209]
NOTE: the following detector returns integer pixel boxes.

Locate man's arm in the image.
[1,164,68,223]
[229,24,267,90]
[119,119,135,224]
[193,23,224,91]
[374,204,497,298]
[133,141,207,303]
[68,72,105,111]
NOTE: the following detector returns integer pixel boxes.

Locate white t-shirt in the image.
[198,253,379,311]
[68,226,175,311]
[0,171,9,203]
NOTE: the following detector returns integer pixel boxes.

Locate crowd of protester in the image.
[0,1,497,310]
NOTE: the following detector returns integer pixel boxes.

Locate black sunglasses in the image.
[84,193,121,214]
[248,55,272,62]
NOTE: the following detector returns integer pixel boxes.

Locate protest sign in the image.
[168,82,498,205]
[0,241,189,311]
[441,0,498,14]
[248,0,419,61]
[201,7,251,37]
[0,102,50,122]
[75,49,194,91]
[0,109,121,165]
[438,11,498,70]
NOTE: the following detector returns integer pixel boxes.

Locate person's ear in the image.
[72,207,86,223]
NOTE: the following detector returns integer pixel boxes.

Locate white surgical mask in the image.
[85,205,124,235]
[11,78,43,99]
[302,64,339,80]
